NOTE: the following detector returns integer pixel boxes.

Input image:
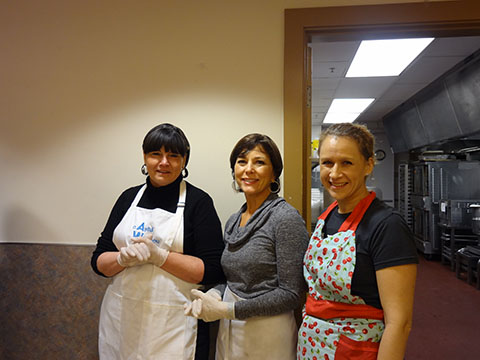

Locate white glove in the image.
[189,289,235,322]
[132,234,169,267]
[117,243,150,267]
[184,288,222,317]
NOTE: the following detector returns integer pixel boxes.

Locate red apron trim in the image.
[306,295,384,320]
[319,200,339,221]
[318,192,376,233]
[334,334,380,360]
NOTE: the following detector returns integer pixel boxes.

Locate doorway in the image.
[283,0,480,224]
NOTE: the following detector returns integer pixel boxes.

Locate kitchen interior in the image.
[2,3,480,358]
[309,34,480,357]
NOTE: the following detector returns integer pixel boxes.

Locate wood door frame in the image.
[284,0,480,223]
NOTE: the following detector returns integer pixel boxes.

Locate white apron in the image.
[98,181,200,360]
[215,286,297,360]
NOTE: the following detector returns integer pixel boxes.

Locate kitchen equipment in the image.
[439,200,480,228]
[456,246,480,285]
[470,204,480,235]
[410,160,480,256]
[440,226,478,269]
[398,163,413,229]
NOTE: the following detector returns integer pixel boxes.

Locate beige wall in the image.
[0,0,440,244]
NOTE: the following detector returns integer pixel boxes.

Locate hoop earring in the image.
[141,164,148,176]
[270,179,280,194]
[232,180,242,192]
[231,171,241,192]
[182,168,189,178]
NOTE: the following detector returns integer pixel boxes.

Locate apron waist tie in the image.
[306,295,384,320]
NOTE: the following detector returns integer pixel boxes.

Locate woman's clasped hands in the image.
[116,233,170,268]
[184,288,235,322]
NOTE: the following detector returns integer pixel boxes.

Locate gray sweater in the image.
[222,193,309,320]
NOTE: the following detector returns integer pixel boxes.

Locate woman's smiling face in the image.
[319,135,374,213]
[234,145,275,201]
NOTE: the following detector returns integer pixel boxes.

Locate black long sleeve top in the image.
[91,175,226,285]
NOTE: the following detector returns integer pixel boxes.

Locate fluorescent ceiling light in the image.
[323,98,375,124]
[346,38,434,77]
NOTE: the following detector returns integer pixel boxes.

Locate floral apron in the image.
[98,181,200,360]
[298,192,385,360]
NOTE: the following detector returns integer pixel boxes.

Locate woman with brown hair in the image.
[186,133,309,360]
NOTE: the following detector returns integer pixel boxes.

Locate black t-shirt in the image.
[324,198,418,309]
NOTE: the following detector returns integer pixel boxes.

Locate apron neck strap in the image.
[132,181,186,211]
[176,181,187,212]
[318,200,339,221]
[338,191,376,232]
[132,184,147,207]
[318,191,376,232]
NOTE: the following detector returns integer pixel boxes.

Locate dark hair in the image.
[142,123,190,167]
[318,123,374,161]
[230,133,283,184]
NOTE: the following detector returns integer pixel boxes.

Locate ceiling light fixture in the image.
[323,98,375,124]
[346,38,434,77]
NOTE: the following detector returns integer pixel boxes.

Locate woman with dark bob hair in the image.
[91,123,225,360]
[185,133,309,359]
[298,123,417,360]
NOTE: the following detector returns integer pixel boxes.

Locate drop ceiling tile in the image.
[311,97,332,108]
[312,105,329,113]
[334,77,396,98]
[312,88,335,99]
[310,40,359,62]
[312,112,326,126]
[312,78,340,90]
[309,36,480,125]
[312,61,348,78]
[312,111,326,120]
